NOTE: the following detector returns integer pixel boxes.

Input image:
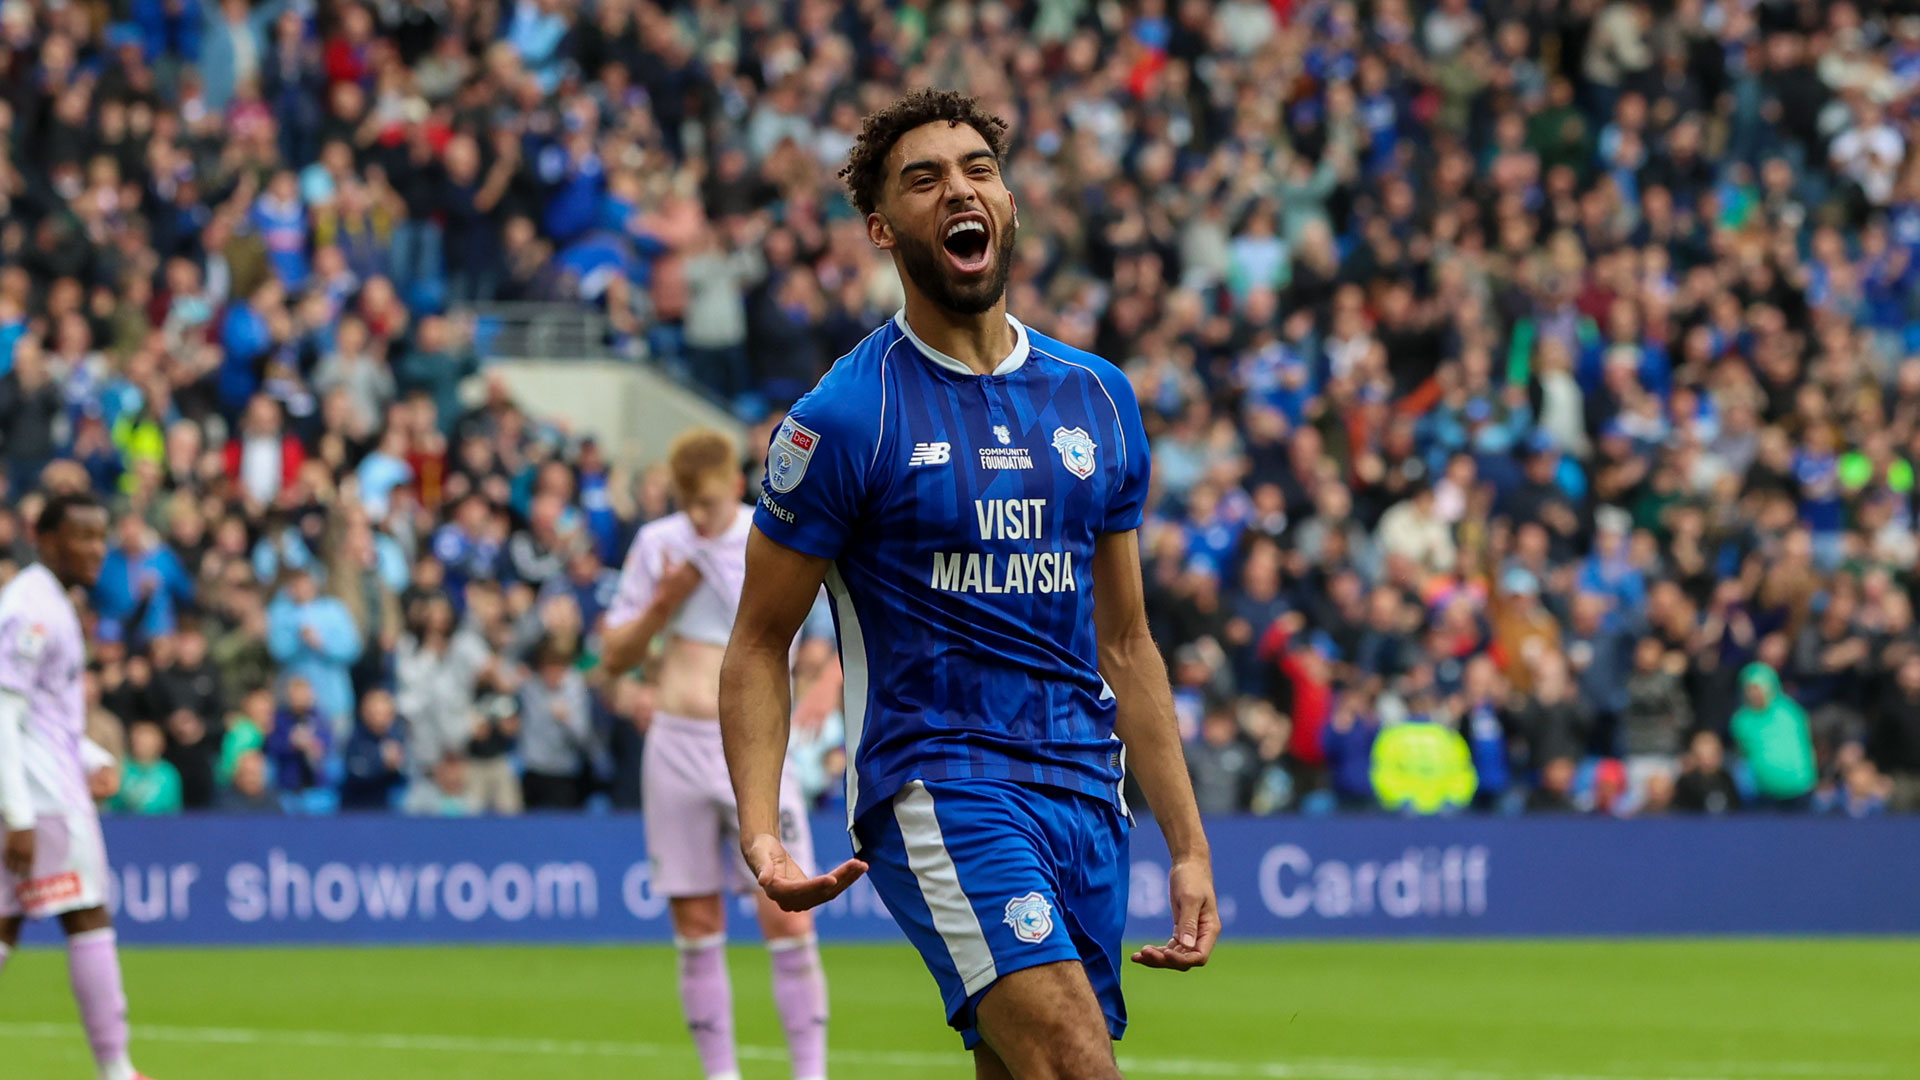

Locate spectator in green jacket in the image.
[112,721,184,815]
[1730,663,1818,809]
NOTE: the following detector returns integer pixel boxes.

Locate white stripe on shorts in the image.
[892,781,998,996]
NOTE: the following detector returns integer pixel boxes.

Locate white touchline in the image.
[0,1023,1892,1080]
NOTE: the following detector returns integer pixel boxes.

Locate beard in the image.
[892,217,1017,316]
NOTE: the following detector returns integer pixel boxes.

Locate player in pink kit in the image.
[0,492,154,1080]
[601,429,836,1080]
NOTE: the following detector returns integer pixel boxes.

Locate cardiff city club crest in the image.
[993,424,1011,445]
[767,418,819,493]
[1003,891,1055,944]
[1050,426,1097,480]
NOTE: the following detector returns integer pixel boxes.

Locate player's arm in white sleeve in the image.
[1093,530,1219,971]
[0,688,36,875]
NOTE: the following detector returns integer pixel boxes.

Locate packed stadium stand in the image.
[2,0,1918,821]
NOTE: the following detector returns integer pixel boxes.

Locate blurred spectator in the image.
[340,689,408,810]
[1187,706,1257,815]
[267,676,333,793]
[1730,664,1820,809]
[403,753,483,817]
[1621,637,1692,813]
[95,514,195,647]
[112,721,183,816]
[216,750,285,815]
[266,565,362,731]
[163,707,220,811]
[518,637,592,809]
[395,593,490,768]
[466,669,524,815]
[1871,655,1920,812]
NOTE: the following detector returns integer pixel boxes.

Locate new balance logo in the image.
[909,441,952,466]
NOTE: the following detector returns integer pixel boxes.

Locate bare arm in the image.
[1092,529,1218,970]
[720,528,865,910]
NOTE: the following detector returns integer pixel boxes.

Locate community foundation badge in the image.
[768,418,820,493]
[1003,891,1055,944]
[1050,426,1098,480]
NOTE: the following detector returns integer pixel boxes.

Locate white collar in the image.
[892,308,1030,377]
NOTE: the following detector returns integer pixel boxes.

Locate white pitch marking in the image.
[0,1023,1892,1080]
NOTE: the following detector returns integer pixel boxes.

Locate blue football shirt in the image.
[754,311,1150,829]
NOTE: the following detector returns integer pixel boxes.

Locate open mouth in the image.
[941,214,992,275]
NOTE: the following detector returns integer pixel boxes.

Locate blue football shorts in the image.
[855,777,1131,1048]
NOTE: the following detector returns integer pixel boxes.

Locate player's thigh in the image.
[0,915,21,947]
[669,895,726,940]
[642,720,730,898]
[857,780,1081,1044]
[973,961,1120,1080]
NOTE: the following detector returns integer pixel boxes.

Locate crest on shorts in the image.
[768,418,820,494]
[1050,426,1097,480]
[1003,891,1054,944]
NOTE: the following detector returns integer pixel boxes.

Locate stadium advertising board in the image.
[22,815,1919,944]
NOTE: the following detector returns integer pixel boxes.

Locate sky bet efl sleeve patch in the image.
[767,417,821,494]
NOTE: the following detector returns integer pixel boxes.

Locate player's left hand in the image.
[1132,854,1219,972]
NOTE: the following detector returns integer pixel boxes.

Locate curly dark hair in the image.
[837,89,1011,217]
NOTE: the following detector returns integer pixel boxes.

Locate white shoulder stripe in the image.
[873,334,905,476]
[1031,346,1127,475]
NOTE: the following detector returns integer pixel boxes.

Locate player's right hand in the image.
[651,559,704,616]
[3,826,34,878]
[745,832,867,913]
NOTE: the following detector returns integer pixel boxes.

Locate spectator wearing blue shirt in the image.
[431,493,503,597]
[1323,697,1380,809]
[250,170,311,289]
[95,514,196,648]
[266,566,364,733]
[267,675,334,793]
[340,689,408,811]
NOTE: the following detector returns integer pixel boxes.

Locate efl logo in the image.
[909,442,951,467]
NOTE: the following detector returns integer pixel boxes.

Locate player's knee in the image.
[757,898,814,942]
[1018,1030,1122,1080]
[59,906,111,936]
[668,895,725,940]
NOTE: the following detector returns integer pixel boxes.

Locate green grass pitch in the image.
[0,940,1910,1078]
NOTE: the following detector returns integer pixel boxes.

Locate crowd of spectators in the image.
[4,0,1920,818]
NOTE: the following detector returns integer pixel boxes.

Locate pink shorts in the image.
[643,712,815,898]
[0,812,109,920]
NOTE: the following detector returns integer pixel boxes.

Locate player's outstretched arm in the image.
[1091,530,1219,972]
[720,528,866,912]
